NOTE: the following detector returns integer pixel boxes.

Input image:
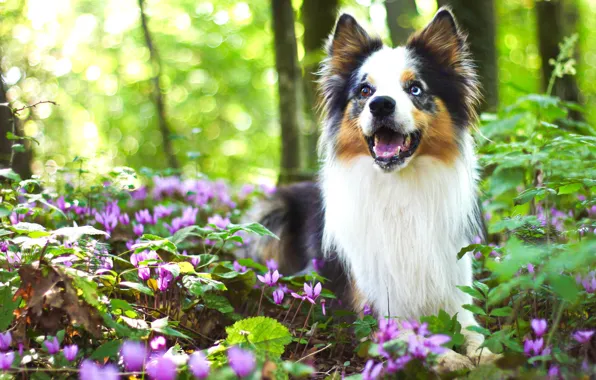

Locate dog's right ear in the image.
[325,14,382,77]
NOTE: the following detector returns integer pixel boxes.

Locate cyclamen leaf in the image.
[466,325,490,336]
[456,285,484,300]
[119,281,154,296]
[490,307,513,317]
[225,316,292,358]
[462,304,487,316]
[53,225,108,241]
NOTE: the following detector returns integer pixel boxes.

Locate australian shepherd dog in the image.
[245,7,498,370]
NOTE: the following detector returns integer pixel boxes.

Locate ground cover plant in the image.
[0,32,595,380]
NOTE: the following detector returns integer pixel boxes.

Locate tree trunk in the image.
[138,0,179,170]
[535,0,582,117]
[301,0,338,173]
[0,76,11,169]
[272,0,304,184]
[437,0,498,112]
[385,0,418,47]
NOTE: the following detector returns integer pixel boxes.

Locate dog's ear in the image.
[325,14,382,77]
[407,7,467,67]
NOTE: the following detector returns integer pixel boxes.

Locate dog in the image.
[244,7,496,370]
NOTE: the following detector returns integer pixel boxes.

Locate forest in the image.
[0,0,594,379]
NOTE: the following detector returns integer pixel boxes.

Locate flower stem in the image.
[256,287,265,316]
[290,299,304,325]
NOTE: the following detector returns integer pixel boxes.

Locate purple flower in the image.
[0,332,11,351]
[387,355,411,373]
[44,337,60,355]
[423,334,451,355]
[79,360,119,380]
[272,288,284,305]
[531,319,548,337]
[548,365,559,379]
[157,266,175,291]
[238,184,255,200]
[304,282,322,303]
[154,205,174,219]
[118,213,130,225]
[207,214,230,229]
[228,347,255,378]
[257,270,280,287]
[135,209,156,225]
[150,336,167,351]
[527,263,535,274]
[311,258,324,272]
[188,351,210,379]
[362,359,383,380]
[0,352,13,370]
[130,250,157,267]
[376,318,399,344]
[138,267,151,281]
[121,341,147,371]
[572,330,594,344]
[131,186,148,201]
[0,242,8,253]
[265,259,277,271]
[63,344,78,361]
[233,261,247,272]
[164,207,198,234]
[133,224,144,236]
[363,304,372,315]
[17,343,23,356]
[146,355,177,380]
[524,337,544,357]
[321,299,326,316]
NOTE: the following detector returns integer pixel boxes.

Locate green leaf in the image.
[90,340,123,360]
[226,316,292,358]
[0,169,20,182]
[11,144,25,152]
[52,225,108,240]
[282,361,314,378]
[0,282,19,331]
[490,307,513,317]
[456,285,484,300]
[227,222,278,239]
[466,325,490,336]
[557,183,582,195]
[549,275,578,303]
[120,281,154,296]
[202,293,234,314]
[462,304,487,316]
[473,281,490,297]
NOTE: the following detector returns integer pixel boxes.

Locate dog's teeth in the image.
[405,135,411,147]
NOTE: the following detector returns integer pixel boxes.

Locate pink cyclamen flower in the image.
[304,282,322,303]
[524,337,544,357]
[0,352,13,370]
[548,365,559,379]
[363,304,372,315]
[265,259,278,271]
[44,337,60,355]
[272,288,284,305]
[573,330,594,344]
[79,360,119,380]
[150,336,167,351]
[233,261,247,272]
[121,341,147,371]
[531,319,548,337]
[138,267,151,281]
[146,355,177,380]
[0,332,11,351]
[133,223,144,236]
[63,344,78,361]
[188,351,210,379]
[362,359,383,380]
[227,347,256,378]
[321,299,326,316]
[257,270,280,287]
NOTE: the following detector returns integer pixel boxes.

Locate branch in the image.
[137,0,179,169]
[12,100,57,115]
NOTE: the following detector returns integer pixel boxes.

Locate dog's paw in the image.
[467,348,502,366]
[435,349,474,372]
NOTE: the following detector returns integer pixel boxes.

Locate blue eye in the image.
[409,85,423,96]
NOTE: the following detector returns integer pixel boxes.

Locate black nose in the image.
[369,96,396,117]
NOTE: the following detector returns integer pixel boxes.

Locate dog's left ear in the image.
[407,7,467,67]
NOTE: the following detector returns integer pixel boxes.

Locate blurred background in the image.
[0,0,594,185]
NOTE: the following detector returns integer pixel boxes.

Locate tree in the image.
[0,76,11,169]
[385,0,418,47]
[535,0,582,115]
[138,0,179,170]
[272,0,304,184]
[437,0,498,112]
[301,0,338,172]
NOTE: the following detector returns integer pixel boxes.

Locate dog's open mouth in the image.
[366,127,422,169]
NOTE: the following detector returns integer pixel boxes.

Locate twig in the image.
[297,343,331,363]
[12,100,57,115]
[133,303,216,342]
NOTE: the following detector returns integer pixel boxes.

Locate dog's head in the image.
[319,8,480,172]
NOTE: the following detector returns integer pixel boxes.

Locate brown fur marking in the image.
[350,279,369,318]
[337,103,369,161]
[415,99,459,164]
[400,69,416,84]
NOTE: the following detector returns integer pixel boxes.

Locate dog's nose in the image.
[369,96,396,117]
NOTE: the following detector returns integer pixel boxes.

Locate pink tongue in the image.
[373,134,405,158]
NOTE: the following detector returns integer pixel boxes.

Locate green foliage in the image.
[225,316,292,358]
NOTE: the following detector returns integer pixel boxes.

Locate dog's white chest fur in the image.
[321,137,480,320]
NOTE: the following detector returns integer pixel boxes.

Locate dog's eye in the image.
[360,85,373,98]
[409,85,423,97]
